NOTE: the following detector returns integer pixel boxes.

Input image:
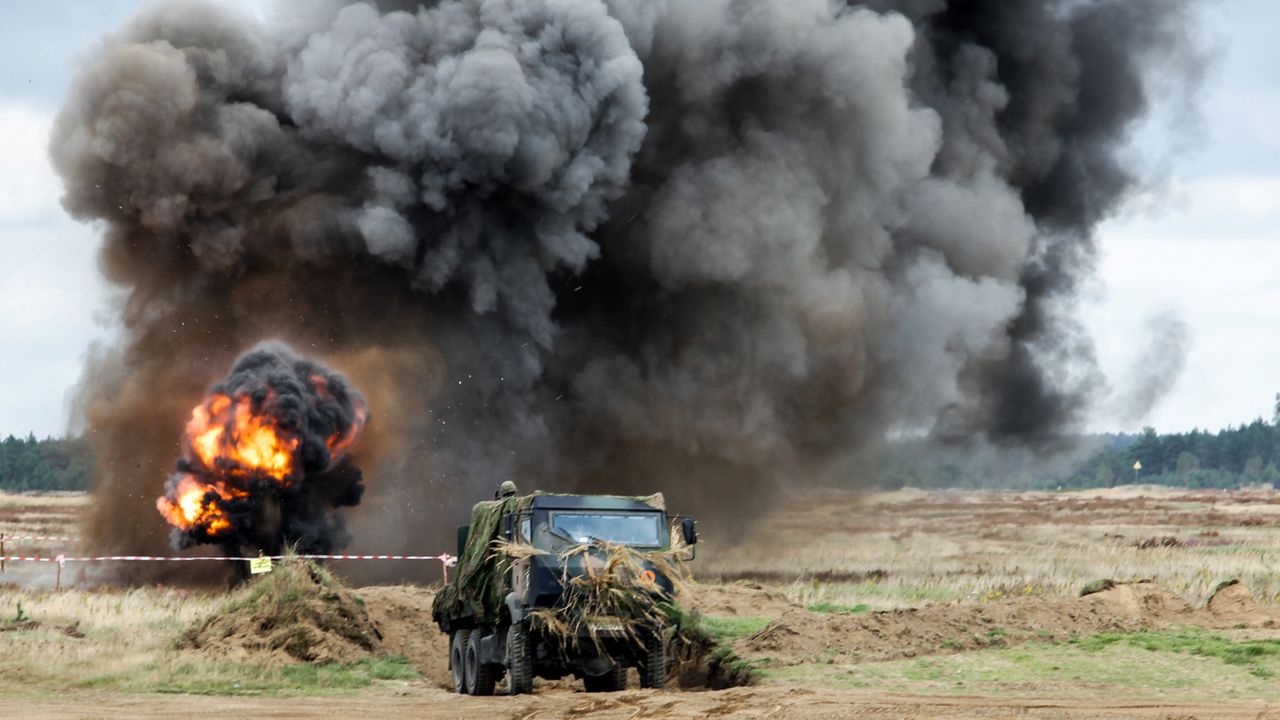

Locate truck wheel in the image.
[639,632,668,689]
[450,629,470,694]
[583,665,627,693]
[465,630,496,696]
[506,623,534,695]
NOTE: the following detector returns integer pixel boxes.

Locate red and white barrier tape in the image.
[0,553,456,565]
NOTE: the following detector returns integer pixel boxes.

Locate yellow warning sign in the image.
[249,556,273,575]
[1133,460,1143,471]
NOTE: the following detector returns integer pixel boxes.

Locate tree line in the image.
[1075,419,1280,490]
[0,435,92,492]
[876,400,1280,491]
[7,401,1280,493]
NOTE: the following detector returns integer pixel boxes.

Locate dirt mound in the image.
[359,585,451,688]
[683,581,800,619]
[181,560,382,664]
[740,582,1197,667]
[1086,582,1194,621]
[1206,581,1278,626]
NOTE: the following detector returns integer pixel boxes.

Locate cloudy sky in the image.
[0,0,1276,439]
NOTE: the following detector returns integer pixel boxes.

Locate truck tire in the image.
[465,630,497,696]
[583,665,627,693]
[505,623,533,695]
[450,629,470,694]
[639,632,667,689]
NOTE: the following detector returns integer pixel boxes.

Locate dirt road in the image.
[13,687,1280,720]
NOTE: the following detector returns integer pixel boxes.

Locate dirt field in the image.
[6,486,1280,718]
[9,688,1280,720]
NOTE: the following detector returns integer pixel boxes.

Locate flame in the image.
[310,373,368,457]
[156,391,301,537]
[155,474,244,535]
[328,403,368,455]
[158,377,366,539]
[186,392,298,482]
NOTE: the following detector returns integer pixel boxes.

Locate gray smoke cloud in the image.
[1111,312,1192,427]
[52,0,1203,578]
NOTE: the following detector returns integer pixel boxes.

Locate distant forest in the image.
[0,435,92,492]
[1067,420,1280,490]
[5,411,1280,493]
[878,415,1280,491]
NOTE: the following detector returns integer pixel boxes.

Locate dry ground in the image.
[5,486,1280,718]
[696,485,1280,608]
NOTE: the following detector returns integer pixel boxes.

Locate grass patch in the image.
[280,657,418,689]
[83,655,419,696]
[1072,628,1280,675]
[699,615,771,642]
[757,632,1280,702]
[806,602,871,615]
[664,606,759,688]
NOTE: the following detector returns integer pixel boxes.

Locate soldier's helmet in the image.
[496,480,518,499]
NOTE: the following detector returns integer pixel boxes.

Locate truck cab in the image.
[432,492,697,695]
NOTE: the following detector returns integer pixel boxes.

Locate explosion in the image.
[155,343,368,554]
[53,0,1205,573]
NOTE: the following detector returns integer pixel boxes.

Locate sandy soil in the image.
[741,581,1280,667]
[11,687,1280,720]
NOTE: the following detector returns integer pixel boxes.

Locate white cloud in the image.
[0,104,61,221]
[0,102,110,436]
[1085,174,1280,433]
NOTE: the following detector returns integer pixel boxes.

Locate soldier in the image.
[495,480,518,500]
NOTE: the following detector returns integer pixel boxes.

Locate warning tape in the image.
[0,552,457,590]
[0,553,456,565]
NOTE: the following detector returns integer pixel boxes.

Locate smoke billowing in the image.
[53,0,1203,573]
[156,343,367,554]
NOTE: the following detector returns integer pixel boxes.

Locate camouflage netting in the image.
[431,495,526,627]
[431,492,670,628]
[527,540,684,653]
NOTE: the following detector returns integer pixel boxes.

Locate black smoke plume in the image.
[156,342,367,555]
[52,0,1203,577]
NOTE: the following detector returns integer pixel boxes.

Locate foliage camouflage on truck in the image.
[430,492,667,628]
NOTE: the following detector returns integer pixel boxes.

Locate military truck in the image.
[431,492,698,695]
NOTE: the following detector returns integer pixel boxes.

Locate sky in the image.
[0,0,1276,439]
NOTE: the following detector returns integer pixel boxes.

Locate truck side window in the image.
[519,516,531,543]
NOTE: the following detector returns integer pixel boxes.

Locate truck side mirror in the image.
[681,516,698,545]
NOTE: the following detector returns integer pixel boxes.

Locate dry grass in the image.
[512,540,684,653]
[0,577,414,697]
[0,585,223,693]
[0,491,89,509]
[699,486,1280,610]
[4,486,1280,702]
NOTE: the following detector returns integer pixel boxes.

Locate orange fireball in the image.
[156,346,369,549]
[186,392,299,483]
[155,474,244,535]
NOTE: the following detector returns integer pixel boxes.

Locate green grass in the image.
[699,615,771,642]
[74,655,419,696]
[756,629,1280,702]
[806,602,871,614]
[1072,629,1280,676]
[280,657,419,688]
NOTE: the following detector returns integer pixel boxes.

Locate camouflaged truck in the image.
[431,492,698,695]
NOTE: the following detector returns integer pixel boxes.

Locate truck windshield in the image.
[545,512,663,548]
